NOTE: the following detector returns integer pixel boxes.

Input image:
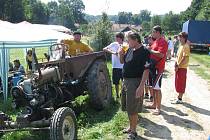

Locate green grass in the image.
[190,52,210,68]
[9,47,49,69]
[77,97,128,140]
[189,52,210,82]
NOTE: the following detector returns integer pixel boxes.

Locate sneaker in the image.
[171,99,183,104]
[127,131,137,140]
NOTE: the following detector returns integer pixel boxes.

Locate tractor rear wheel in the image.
[87,60,112,110]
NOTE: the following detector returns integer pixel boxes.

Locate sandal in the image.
[127,131,137,139]
[122,128,131,134]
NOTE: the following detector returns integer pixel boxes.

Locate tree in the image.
[141,21,151,32]
[47,0,87,29]
[22,0,32,21]
[57,0,86,24]
[151,15,162,28]
[202,2,210,20]
[130,10,151,25]
[47,1,59,24]
[30,1,49,24]
[57,0,75,29]
[92,13,113,51]
[85,14,101,23]
[180,0,205,21]
[70,0,86,24]
[162,11,181,34]
[139,10,151,23]
[118,12,132,24]
[1,0,25,22]
[108,15,118,23]
[132,14,141,25]
[195,0,210,20]
[0,0,6,19]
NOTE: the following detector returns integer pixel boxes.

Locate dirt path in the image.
[137,58,210,140]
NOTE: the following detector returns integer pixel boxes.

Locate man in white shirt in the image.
[103,32,124,98]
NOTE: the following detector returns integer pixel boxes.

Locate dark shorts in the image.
[149,68,163,90]
[112,68,123,85]
[121,78,143,115]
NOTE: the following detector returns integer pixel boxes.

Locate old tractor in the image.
[0,43,112,140]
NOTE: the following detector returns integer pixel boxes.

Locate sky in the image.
[41,0,192,15]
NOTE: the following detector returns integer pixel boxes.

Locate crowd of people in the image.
[102,25,190,139]
[59,27,190,126]
[48,26,189,139]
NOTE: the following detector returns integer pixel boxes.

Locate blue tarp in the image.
[182,20,210,45]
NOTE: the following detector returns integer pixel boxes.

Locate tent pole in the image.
[5,48,8,103]
[2,43,8,103]
[1,43,5,103]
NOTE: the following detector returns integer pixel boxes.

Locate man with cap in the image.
[61,31,93,56]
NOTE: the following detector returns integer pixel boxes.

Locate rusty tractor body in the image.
[0,44,112,140]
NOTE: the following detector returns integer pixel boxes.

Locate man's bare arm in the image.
[149,49,164,58]
[136,69,149,98]
[103,47,117,55]
[177,56,189,67]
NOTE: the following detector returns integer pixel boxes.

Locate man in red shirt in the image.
[146,25,168,115]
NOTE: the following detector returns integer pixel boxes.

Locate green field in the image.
[9,48,49,70]
[189,52,210,83]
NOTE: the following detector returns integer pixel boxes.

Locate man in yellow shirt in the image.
[172,32,190,104]
[61,31,93,56]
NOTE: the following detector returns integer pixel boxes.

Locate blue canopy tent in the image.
[0,40,58,102]
[0,20,72,102]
